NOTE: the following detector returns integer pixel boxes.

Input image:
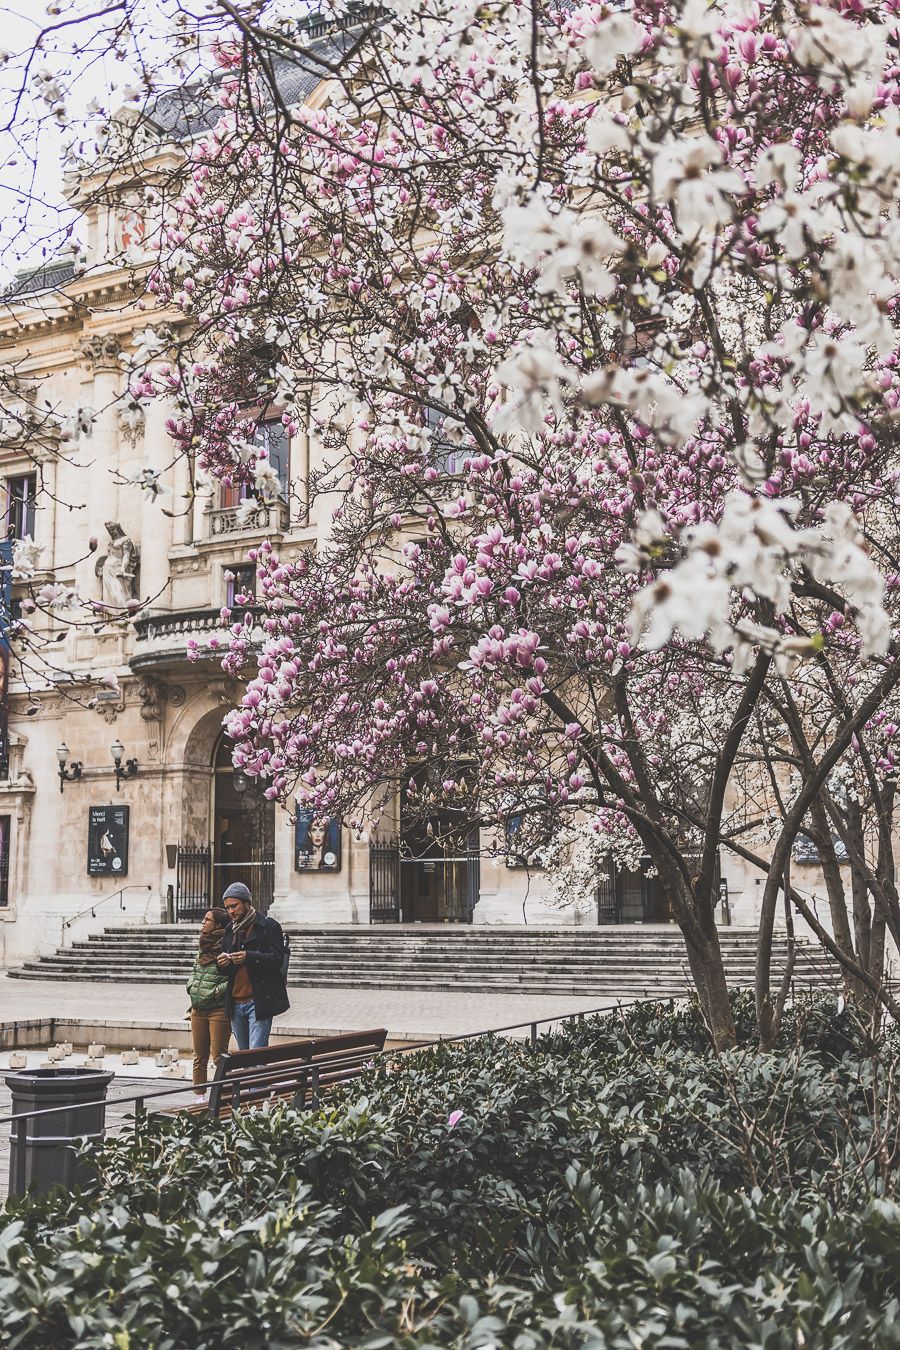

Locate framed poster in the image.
[87,805,129,877]
[295,810,342,872]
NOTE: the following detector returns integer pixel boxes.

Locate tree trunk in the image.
[809,799,859,984]
[683,913,737,1050]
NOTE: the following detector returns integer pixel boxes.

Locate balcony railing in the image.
[206,501,290,539]
[131,606,263,669]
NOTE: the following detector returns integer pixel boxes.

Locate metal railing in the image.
[0,998,663,1190]
[61,884,153,949]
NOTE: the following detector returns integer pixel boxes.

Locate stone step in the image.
[17,961,804,982]
[79,929,792,944]
[89,927,774,946]
[38,943,796,964]
[9,920,835,997]
[14,971,807,992]
[70,939,797,959]
[8,970,835,993]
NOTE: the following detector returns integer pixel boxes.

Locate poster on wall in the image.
[295,810,342,872]
[87,805,130,877]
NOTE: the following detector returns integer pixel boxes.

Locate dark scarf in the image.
[230,906,258,951]
[198,922,227,966]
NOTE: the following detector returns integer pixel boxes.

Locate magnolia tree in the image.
[10,0,900,1047]
[724,644,900,1041]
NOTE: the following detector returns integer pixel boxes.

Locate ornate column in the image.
[79,335,123,602]
[136,388,174,611]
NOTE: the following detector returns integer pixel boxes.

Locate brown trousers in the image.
[190,1007,231,1088]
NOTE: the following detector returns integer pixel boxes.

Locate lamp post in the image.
[56,744,82,794]
[110,739,138,792]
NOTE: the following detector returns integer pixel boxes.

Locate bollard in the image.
[5,1067,114,1197]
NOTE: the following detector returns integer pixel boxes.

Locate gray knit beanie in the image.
[222,882,252,904]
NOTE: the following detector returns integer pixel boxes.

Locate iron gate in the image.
[369,837,401,923]
[212,857,274,914]
[175,845,212,922]
[369,836,480,923]
[596,852,721,924]
[176,845,274,920]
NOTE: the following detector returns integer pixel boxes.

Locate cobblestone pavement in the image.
[0,973,612,1042]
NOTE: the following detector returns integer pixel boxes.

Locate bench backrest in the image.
[208,1028,388,1118]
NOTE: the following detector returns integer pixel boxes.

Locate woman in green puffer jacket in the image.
[186,906,231,1100]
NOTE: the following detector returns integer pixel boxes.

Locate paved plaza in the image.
[0,973,611,1044]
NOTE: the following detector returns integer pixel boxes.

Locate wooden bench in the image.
[192,1028,388,1120]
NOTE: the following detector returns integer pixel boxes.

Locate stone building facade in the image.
[0,184,615,965]
[0,51,826,966]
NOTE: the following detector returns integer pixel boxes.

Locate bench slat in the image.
[202,1028,387,1120]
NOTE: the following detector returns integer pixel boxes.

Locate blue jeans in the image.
[231,1000,273,1051]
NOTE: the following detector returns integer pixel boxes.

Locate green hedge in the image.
[2,994,900,1348]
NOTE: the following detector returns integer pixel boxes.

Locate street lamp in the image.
[56,743,82,793]
[110,739,138,792]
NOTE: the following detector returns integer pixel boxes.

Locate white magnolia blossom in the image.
[582,367,707,447]
[236,495,261,527]
[253,459,281,501]
[544,818,645,911]
[35,582,79,611]
[59,407,94,441]
[11,536,43,582]
[129,327,170,367]
[581,12,643,74]
[493,333,574,435]
[124,466,169,500]
[649,136,745,234]
[628,494,891,665]
[502,198,622,297]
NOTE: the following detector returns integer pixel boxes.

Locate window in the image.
[225,563,256,607]
[6,474,36,541]
[254,420,290,497]
[504,807,552,868]
[0,815,10,907]
[0,645,7,782]
[424,406,463,476]
[219,420,290,508]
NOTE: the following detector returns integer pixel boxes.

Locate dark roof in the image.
[4,259,75,299]
[145,20,373,141]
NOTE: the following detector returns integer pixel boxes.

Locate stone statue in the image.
[95,521,139,609]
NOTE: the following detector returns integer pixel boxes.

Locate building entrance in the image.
[212,735,275,911]
[368,770,480,923]
[596,853,720,924]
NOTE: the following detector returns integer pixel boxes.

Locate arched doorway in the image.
[211,734,276,911]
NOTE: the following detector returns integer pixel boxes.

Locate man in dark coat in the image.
[217,882,290,1050]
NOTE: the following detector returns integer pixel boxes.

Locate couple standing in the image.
[186,882,290,1101]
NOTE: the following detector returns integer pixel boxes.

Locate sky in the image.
[0,0,214,284]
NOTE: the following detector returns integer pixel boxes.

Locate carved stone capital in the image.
[80,334,123,373]
[138,677,163,723]
[207,678,240,706]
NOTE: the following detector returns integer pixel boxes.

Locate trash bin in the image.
[5,1067,114,1197]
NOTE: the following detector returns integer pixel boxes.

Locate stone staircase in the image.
[8,925,837,1000]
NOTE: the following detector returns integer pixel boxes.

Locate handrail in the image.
[61,885,153,948]
[0,997,661,1130]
